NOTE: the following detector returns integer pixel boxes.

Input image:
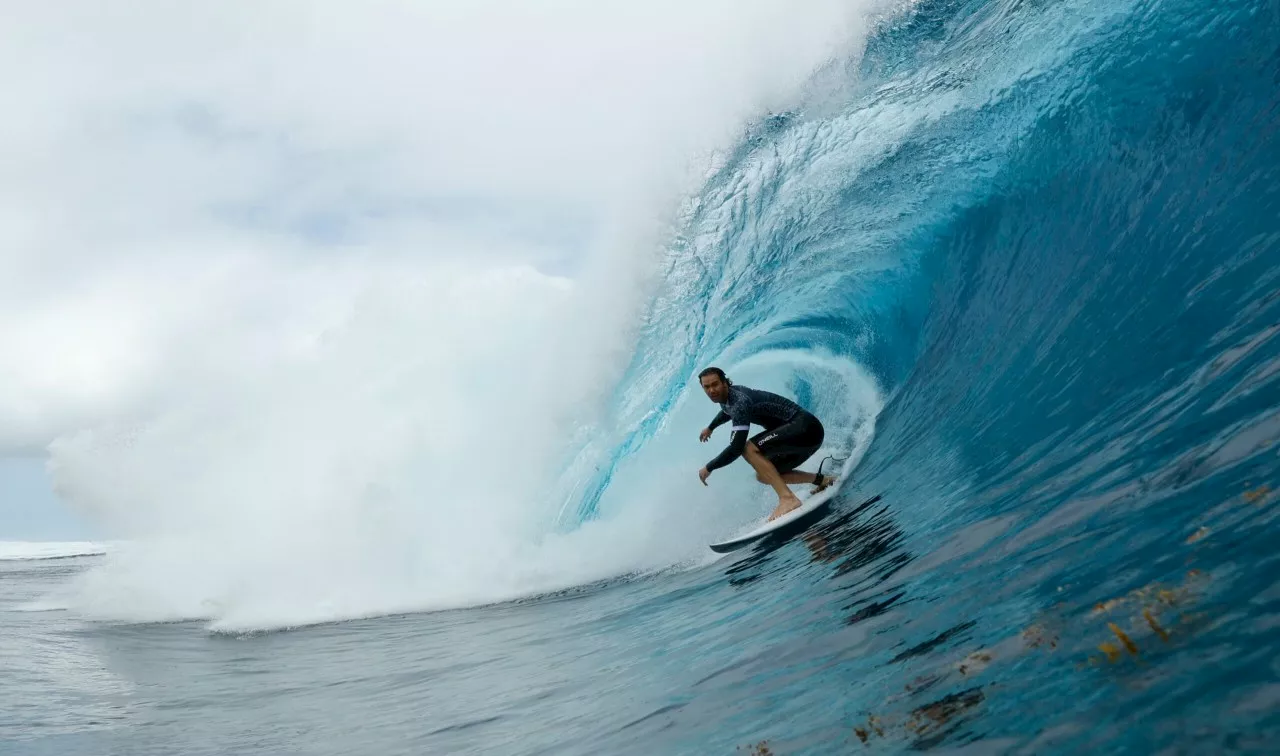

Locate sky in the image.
[0,0,891,542]
[0,458,89,541]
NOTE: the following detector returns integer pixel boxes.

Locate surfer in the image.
[696,367,836,520]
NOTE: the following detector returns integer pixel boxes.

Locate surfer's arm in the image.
[705,425,749,471]
[701,410,730,443]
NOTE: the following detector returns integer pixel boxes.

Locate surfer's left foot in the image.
[812,474,837,494]
[768,495,803,521]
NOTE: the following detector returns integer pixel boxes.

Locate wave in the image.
[0,541,109,562]
[44,0,1280,632]
[39,2,898,631]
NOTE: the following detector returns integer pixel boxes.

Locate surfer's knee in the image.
[744,441,761,457]
[755,470,767,483]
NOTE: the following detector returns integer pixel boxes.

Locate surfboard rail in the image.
[708,486,839,553]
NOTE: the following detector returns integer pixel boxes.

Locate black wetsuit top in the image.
[704,384,813,471]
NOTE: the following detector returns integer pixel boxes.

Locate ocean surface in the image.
[6,0,1280,753]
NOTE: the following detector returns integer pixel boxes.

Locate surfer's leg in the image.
[744,442,794,498]
[756,469,820,484]
[756,416,829,494]
[744,442,803,520]
[761,468,838,496]
[756,468,831,490]
[782,471,836,493]
[780,470,815,484]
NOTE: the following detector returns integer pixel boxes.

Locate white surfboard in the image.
[708,484,840,554]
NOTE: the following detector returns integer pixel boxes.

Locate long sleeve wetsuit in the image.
[704,385,809,472]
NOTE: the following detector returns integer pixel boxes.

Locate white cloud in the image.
[2,0,882,450]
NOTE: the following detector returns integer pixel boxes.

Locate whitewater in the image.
[5,0,1280,752]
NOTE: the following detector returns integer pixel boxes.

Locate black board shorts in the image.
[750,412,824,473]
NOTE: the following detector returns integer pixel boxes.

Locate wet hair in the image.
[698,367,731,386]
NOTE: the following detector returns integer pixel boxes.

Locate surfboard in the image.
[708,485,839,553]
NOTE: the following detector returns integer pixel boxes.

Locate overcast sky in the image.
[0,459,89,541]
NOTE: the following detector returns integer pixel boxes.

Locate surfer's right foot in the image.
[812,473,837,494]
[768,495,804,521]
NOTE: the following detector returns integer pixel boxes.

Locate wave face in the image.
[49,0,1277,660]
[579,0,1280,536]
[23,0,1280,749]
[543,0,1280,744]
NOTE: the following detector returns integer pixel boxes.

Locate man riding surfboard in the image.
[696,367,836,520]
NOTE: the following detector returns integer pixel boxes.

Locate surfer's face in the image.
[700,374,729,403]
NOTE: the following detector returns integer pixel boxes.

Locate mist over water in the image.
[6,1,903,629]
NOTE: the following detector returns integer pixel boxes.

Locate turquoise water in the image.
[5,0,1280,752]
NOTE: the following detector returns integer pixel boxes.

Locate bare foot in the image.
[768,495,804,521]
[813,475,838,494]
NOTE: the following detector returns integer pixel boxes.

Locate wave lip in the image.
[0,541,109,561]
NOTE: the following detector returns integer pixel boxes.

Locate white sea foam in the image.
[5,0,903,629]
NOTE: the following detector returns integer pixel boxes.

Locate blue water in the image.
[6,0,1280,752]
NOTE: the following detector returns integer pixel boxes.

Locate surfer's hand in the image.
[698,467,711,486]
[699,427,712,443]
